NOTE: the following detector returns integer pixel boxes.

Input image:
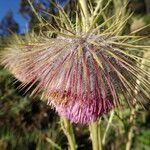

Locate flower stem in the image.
[61,117,77,150]
[89,120,102,150]
[79,0,90,31]
[102,110,114,145]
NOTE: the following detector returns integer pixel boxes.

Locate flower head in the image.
[1,0,150,124]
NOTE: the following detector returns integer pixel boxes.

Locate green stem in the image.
[61,117,77,150]
[102,110,114,145]
[125,107,137,150]
[79,0,90,31]
[89,120,102,150]
[45,137,61,150]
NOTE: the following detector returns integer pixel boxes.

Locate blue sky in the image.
[0,0,28,33]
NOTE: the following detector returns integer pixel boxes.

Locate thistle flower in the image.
[1,0,150,124]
